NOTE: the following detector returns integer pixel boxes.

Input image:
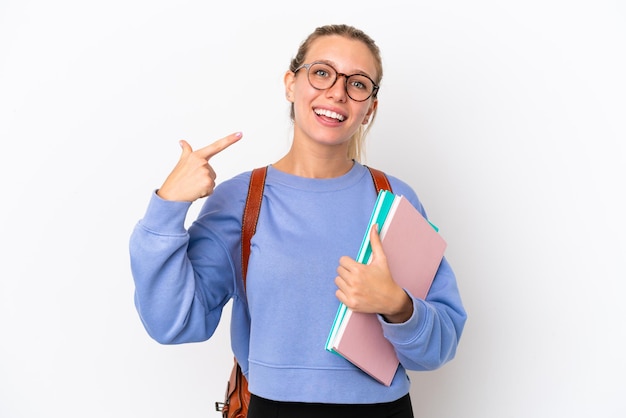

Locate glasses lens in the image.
[346,75,375,101]
[308,63,336,90]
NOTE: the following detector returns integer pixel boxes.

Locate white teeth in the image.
[315,108,345,121]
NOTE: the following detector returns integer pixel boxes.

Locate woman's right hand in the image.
[156,132,243,202]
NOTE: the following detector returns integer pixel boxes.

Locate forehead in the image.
[305,35,378,77]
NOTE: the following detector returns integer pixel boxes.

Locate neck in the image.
[273,150,354,179]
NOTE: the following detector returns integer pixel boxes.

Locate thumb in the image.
[369,224,385,262]
[178,139,193,157]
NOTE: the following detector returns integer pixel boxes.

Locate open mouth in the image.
[314,108,346,122]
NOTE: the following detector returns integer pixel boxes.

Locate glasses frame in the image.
[293,61,380,102]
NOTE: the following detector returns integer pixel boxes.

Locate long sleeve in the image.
[380,256,467,370]
[129,188,241,344]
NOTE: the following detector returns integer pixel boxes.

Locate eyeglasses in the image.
[293,61,379,102]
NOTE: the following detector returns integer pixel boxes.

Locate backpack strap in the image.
[241,165,391,290]
[241,166,268,289]
[365,165,392,194]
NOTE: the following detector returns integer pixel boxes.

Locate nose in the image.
[326,74,348,102]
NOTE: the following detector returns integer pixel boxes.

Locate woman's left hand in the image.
[335,225,414,323]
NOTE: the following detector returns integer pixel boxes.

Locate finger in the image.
[334,277,350,303]
[196,132,243,160]
[336,264,350,278]
[179,139,193,155]
[335,288,348,305]
[334,275,345,288]
[369,224,385,260]
[338,255,358,271]
[207,164,217,182]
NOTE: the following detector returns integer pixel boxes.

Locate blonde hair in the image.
[288,24,383,162]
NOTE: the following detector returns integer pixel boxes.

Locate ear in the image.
[284,70,295,102]
[362,98,378,125]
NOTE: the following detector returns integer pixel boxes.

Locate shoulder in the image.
[367,167,427,217]
[196,170,255,217]
[362,165,414,197]
[215,170,254,195]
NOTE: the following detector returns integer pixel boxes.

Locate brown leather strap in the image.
[366,166,392,193]
[241,166,267,289]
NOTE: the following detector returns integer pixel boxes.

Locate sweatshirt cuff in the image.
[138,190,193,235]
[379,293,427,344]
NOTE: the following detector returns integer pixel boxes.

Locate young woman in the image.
[130,24,466,418]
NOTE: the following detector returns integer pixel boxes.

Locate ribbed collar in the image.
[265,161,368,192]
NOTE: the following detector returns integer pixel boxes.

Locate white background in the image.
[1,1,625,417]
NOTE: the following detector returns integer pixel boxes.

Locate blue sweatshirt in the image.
[129,162,466,404]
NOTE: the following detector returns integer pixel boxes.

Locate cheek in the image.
[354,105,372,122]
[292,84,319,115]
[292,100,311,125]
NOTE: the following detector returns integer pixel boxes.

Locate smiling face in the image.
[284,35,379,153]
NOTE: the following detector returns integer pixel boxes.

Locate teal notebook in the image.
[325,189,396,355]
